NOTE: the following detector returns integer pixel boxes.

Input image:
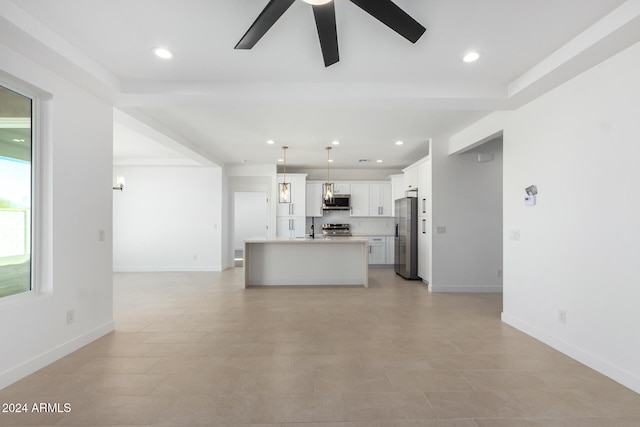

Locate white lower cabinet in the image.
[385,236,395,265]
[276,217,306,238]
[368,236,386,264]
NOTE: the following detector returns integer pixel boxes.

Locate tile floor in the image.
[1,267,639,426]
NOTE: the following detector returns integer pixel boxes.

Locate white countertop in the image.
[245,236,369,244]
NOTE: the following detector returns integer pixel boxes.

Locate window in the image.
[0,84,32,298]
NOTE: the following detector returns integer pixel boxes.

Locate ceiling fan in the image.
[235,0,426,67]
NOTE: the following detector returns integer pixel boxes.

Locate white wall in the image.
[112,166,223,271]
[0,45,114,387]
[500,40,640,393]
[430,135,504,292]
[234,192,268,250]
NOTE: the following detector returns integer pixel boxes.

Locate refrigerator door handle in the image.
[422,219,426,234]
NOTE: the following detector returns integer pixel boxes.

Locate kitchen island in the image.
[244,237,369,288]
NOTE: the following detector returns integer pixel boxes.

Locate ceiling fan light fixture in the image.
[302,0,333,5]
[236,0,425,67]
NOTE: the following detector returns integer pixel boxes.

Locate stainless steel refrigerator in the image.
[394,197,420,280]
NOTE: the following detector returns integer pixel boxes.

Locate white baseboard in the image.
[428,284,503,293]
[0,321,115,390]
[502,312,640,394]
[113,267,222,272]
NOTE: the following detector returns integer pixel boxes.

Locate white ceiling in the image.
[8,0,638,170]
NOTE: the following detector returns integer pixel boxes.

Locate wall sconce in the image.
[113,175,125,191]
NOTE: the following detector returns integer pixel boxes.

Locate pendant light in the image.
[279,146,291,203]
[323,146,335,202]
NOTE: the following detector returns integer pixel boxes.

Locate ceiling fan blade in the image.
[235,0,296,50]
[312,2,339,67]
[348,0,426,43]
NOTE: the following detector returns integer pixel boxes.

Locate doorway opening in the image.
[233,191,268,267]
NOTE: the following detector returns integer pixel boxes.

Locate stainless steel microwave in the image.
[322,194,351,210]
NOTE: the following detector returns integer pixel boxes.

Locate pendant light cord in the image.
[326,146,331,183]
[283,146,288,182]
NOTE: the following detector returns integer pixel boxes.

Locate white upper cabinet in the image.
[305,180,393,218]
[305,182,323,217]
[369,183,392,217]
[349,183,370,217]
[332,182,350,195]
[417,160,429,216]
[390,173,405,200]
[403,164,419,192]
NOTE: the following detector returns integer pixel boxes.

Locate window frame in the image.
[0,76,43,304]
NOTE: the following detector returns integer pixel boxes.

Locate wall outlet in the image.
[98,229,105,242]
[66,310,75,324]
[509,230,521,240]
[496,269,503,278]
[436,226,447,234]
[558,309,567,324]
[193,254,198,261]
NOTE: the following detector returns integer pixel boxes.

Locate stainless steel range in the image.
[322,223,352,237]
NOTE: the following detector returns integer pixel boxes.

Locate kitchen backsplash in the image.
[306,211,395,236]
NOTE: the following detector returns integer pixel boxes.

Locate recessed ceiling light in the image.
[395,141,404,146]
[267,140,275,145]
[278,158,284,162]
[376,160,383,163]
[328,159,334,163]
[152,47,173,59]
[332,140,340,145]
[463,51,480,63]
